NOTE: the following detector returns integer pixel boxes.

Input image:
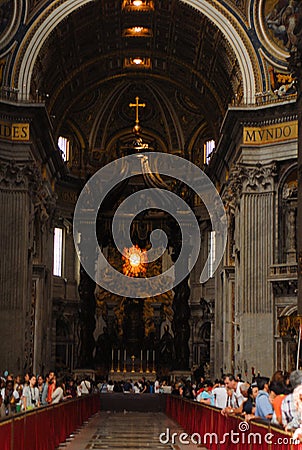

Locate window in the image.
[53,227,63,276]
[58,136,70,162]
[208,231,216,278]
[204,139,215,165]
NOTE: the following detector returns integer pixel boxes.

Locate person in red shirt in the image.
[47,371,55,404]
[269,381,287,426]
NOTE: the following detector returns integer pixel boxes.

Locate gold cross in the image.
[129,96,146,124]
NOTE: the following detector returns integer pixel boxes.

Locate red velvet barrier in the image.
[0,420,11,450]
[24,411,38,449]
[13,416,25,450]
[0,394,100,450]
[36,408,54,450]
[166,395,300,449]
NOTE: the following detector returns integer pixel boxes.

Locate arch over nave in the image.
[0,0,301,379]
[6,0,260,104]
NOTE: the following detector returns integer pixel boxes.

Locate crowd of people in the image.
[169,369,302,437]
[0,370,95,418]
[0,371,166,418]
[3,367,302,439]
[97,377,166,394]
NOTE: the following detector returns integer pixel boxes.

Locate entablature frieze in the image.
[243,119,298,146]
[242,114,298,129]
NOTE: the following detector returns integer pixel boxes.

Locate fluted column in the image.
[0,160,53,373]
[0,190,28,310]
[0,188,29,371]
[237,163,276,375]
[241,191,274,314]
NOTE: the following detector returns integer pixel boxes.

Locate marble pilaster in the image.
[224,163,276,376]
[0,161,37,372]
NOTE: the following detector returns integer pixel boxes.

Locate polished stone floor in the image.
[57,411,206,450]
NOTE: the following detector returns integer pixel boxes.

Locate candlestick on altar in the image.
[139,349,143,373]
[152,350,156,373]
[110,348,114,373]
[123,349,127,373]
[146,349,150,373]
[117,349,121,372]
[131,355,135,373]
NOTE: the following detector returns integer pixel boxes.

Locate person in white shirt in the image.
[80,378,91,395]
[212,385,228,409]
[221,374,245,415]
[133,382,140,394]
[107,381,114,393]
[52,380,64,404]
[22,375,40,410]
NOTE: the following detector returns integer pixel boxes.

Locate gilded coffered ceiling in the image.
[27,0,242,156]
[6,0,290,163]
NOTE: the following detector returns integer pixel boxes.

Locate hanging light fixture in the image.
[124,57,151,69]
[121,0,154,11]
[122,27,152,37]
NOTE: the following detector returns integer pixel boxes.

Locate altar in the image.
[108,351,157,381]
[108,371,157,382]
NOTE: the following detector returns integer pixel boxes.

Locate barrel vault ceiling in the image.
[30,0,243,162]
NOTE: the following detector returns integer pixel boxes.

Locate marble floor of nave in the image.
[57,411,207,450]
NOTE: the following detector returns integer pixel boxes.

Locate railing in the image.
[166,395,300,450]
[229,92,297,109]
[254,92,297,106]
[0,87,46,104]
[0,394,100,450]
[269,263,298,280]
